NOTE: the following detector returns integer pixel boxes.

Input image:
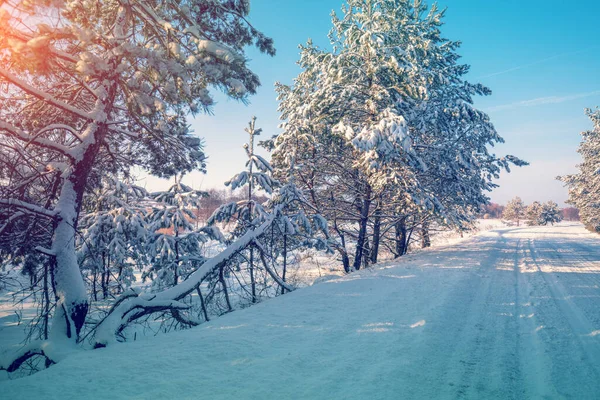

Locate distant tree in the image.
[539,201,562,226]
[503,197,526,226]
[483,203,505,219]
[561,207,580,221]
[526,201,543,225]
[144,178,210,290]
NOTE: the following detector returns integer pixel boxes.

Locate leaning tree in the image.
[0,0,274,371]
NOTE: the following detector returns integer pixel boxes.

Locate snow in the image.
[3,223,600,398]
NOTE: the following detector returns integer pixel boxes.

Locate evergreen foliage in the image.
[272,0,525,270]
[503,197,526,226]
[559,109,600,232]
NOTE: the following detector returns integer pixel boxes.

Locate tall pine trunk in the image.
[421,220,431,248]
[353,185,372,271]
[281,233,287,295]
[49,86,116,342]
[334,220,351,273]
[370,208,381,264]
[395,217,408,257]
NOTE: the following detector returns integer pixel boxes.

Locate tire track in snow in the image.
[402,235,522,399]
[525,237,600,398]
[515,237,559,399]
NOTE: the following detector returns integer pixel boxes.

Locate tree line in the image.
[501,197,563,227]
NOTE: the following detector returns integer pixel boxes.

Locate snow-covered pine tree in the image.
[526,201,544,225]
[272,0,525,270]
[559,109,600,232]
[539,201,562,226]
[273,1,431,271]
[0,0,274,372]
[78,177,149,301]
[86,120,329,346]
[262,152,333,293]
[207,117,277,304]
[395,1,527,241]
[144,177,213,290]
[503,197,526,226]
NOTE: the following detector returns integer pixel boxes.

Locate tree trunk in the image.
[363,237,371,268]
[197,287,209,322]
[219,264,232,313]
[174,236,179,286]
[341,252,350,274]
[249,247,256,303]
[353,186,372,271]
[92,266,98,302]
[50,178,90,340]
[421,220,431,248]
[247,123,256,303]
[395,217,407,257]
[334,220,351,273]
[281,233,287,295]
[49,94,114,341]
[102,253,110,300]
[42,259,51,340]
[370,209,381,264]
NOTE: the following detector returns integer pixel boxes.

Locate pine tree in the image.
[559,109,600,232]
[206,118,329,306]
[503,197,526,226]
[78,178,149,300]
[539,201,562,226]
[145,177,212,290]
[208,117,278,303]
[526,201,543,225]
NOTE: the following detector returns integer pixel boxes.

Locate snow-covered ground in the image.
[3,222,600,399]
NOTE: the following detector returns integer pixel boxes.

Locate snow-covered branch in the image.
[0,199,57,220]
[0,121,74,157]
[0,211,25,236]
[254,240,295,293]
[0,340,53,373]
[0,67,94,121]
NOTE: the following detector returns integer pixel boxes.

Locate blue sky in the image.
[142,0,600,206]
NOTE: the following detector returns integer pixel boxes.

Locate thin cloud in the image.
[486,90,600,113]
[478,46,599,80]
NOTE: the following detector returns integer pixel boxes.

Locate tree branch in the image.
[0,121,74,157]
[0,199,57,220]
[0,67,94,121]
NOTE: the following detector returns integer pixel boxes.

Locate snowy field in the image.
[3,222,600,399]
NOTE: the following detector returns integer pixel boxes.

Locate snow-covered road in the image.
[3,223,600,399]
